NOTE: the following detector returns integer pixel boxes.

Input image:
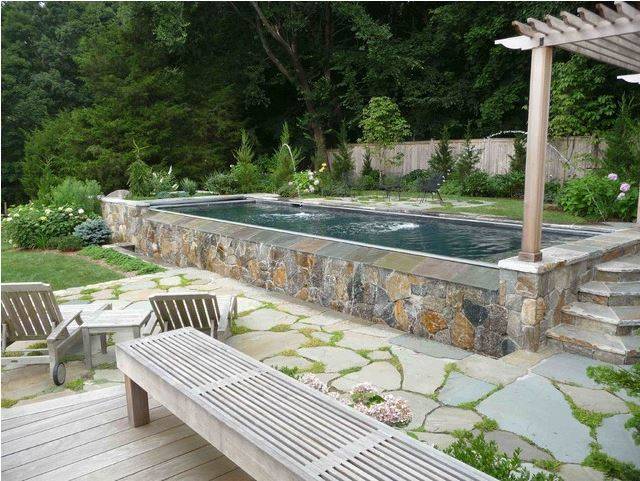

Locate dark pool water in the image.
[164,201,588,263]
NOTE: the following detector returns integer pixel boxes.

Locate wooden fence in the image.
[328,136,602,181]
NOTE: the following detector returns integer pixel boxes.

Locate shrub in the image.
[73,218,111,246]
[127,159,153,197]
[277,182,297,198]
[2,204,91,249]
[445,432,560,481]
[599,98,640,182]
[230,130,262,193]
[544,180,562,204]
[460,170,492,197]
[452,128,482,183]
[559,173,638,221]
[271,122,302,189]
[51,235,84,252]
[149,166,177,196]
[321,180,352,197]
[332,122,354,182]
[509,136,527,173]
[490,172,525,199]
[204,172,237,195]
[179,178,198,196]
[44,177,102,215]
[429,127,454,175]
[79,246,164,274]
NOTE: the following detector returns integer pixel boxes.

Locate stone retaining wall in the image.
[102,198,509,357]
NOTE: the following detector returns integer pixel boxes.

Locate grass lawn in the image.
[429,196,589,225]
[1,245,124,291]
[327,191,589,225]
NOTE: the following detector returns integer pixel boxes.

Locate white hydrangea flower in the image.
[314,179,320,185]
[77,208,84,214]
[65,207,73,213]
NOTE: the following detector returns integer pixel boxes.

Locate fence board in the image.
[328,136,601,181]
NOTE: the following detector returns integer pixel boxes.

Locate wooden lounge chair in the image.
[117,328,495,481]
[149,293,237,341]
[1,282,90,385]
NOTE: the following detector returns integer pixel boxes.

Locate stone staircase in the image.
[547,254,640,364]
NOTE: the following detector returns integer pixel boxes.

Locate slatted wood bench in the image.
[116,327,496,481]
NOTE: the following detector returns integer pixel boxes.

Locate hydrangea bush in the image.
[296,376,412,428]
[288,164,326,196]
[2,204,92,249]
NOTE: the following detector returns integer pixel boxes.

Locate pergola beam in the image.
[496,1,640,261]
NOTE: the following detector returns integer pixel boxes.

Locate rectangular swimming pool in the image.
[160,200,589,264]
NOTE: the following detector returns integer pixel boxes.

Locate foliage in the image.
[149,166,178,196]
[509,136,527,173]
[127,159,153,198]
[203,172,238,195]
[359,96,411,168]
[598,98,640,182]
[270,123,302,189]
[79,246,164,274]
[2,204,91,249]
[73,218,112,246]
[559,173,638,221]
[583,447,640,481]
[180,178,198,196]
[332,122,354,182]
[445,432,560,481]
[230,131,262,193]
[587,363,640,444]
[45,177,103,215]
[458,171,493,197]
[429,128,455,175]
[452,127,482,182]
[48,235,85,252]
[549,56,616,137]
[290,169,323,196]
[1,243,122,290]
[490,172,525,199]
[544,180,562,204]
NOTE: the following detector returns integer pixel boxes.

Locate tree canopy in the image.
[2,1,636,204]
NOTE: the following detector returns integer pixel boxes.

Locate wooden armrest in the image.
[48,312,83,342]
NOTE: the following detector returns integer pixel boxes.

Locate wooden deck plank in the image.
[81,434,208,481]
[121,445,223,481]
[1,386,252,481]
[162,457,239,481]
[2,406,173,475]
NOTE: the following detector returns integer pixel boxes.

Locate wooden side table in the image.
[82,310,153,369]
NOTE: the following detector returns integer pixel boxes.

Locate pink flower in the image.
[620,183,631,193]
[607,173,618,181]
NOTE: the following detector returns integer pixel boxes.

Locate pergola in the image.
[496,1,640,262]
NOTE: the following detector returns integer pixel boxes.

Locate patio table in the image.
[82,309,153,369]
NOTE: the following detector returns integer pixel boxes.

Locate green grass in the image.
[26,342,47,350]
[79,246,164,275]
[343,191,589,225]
[66,378,84,392]
[1,245,123,291]
[473,417,499,432]
[1,398,18,408]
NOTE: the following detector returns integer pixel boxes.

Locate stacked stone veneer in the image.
[103,197,640,357]
[102,198,510,357]
[499,228,640,351]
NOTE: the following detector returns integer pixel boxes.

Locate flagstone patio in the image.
[2,265,638,480]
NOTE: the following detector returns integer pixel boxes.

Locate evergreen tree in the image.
[508,136,527,173]
[429,128,454,175]
[332,122,354,182]
[453,126,481,181]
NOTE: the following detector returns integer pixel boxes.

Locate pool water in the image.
[164,201,587,263]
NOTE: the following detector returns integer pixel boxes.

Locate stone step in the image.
[547,323,639,365]
[578,281,640,306]
[596,254,640,282]
[561,302,640,335]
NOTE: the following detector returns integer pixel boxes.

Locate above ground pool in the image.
[161,199,589,264]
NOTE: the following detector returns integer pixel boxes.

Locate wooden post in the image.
[520,47,553,262]
[125,375,150,427]
[637,182,640,223]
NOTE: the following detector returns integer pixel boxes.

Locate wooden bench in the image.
[116,327,495,481]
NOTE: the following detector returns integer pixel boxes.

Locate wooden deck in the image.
[1,385,253,481]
